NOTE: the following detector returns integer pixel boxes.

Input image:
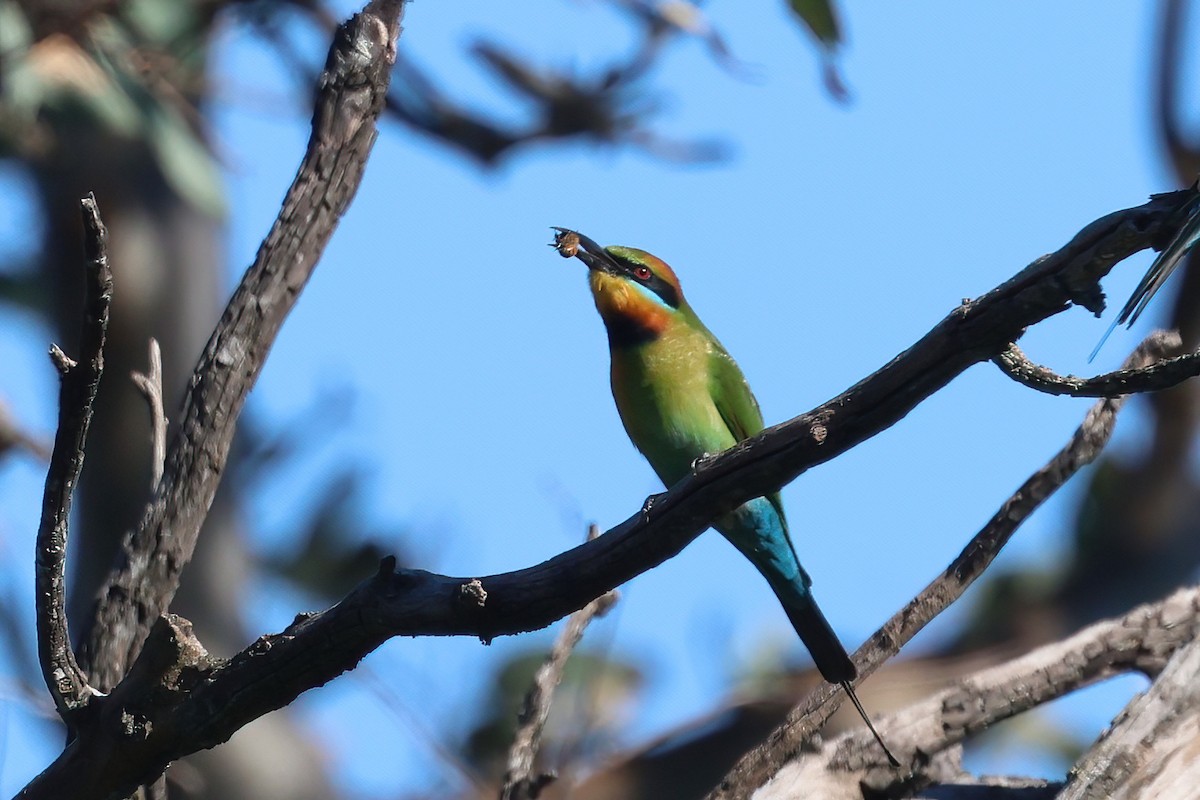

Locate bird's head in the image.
[553,228,686,345]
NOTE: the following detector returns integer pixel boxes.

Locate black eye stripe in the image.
[642,273,679,308]
[613,258,680,309]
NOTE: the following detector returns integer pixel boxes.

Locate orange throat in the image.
[589,271,672,345]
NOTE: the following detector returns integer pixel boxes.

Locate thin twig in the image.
[130,338,167,489]
[380,1,733,165]
[126,337,170,800]
[706,333,1170,798]
[994,332,1193,396]
[34,194,110,723]
[77,0,408,693]
[500,524,619,800]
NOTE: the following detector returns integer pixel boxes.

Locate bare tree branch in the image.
[994,332,1196,396]
[913,776,1060,800]
[130,338,166,489]
[754,585,1200,798]
[381,2,729,165]
[34,194,110,723]
[1058,596,1200,800]
[501,525,620,800]
[76,0,408,692]
[706,332,1174,799]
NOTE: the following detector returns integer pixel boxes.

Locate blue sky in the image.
[0,1,1187,796]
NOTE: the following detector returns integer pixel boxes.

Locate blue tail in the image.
[714,497,855,683]
[716,497,899,766]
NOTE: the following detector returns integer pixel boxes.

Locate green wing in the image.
[709,344,764,442]
[708,341,790,530]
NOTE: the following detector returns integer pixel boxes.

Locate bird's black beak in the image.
[551,227,620,274]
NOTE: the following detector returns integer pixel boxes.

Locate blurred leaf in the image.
[144,99,225,215]
[0,1,31,55]
[125,0,201,45]
[1073,457,1121,565]
[784,0,849,100]
[731,638,795,698]
[0,6,222,211]
[0,32,142,157]
[973,709,1089,766]
[950,569,1059,653]
[786,0,841,49]
[90,17,224,215]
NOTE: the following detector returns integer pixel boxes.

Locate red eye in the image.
[634,266,652,280]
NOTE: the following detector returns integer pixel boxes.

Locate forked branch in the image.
[77,0,409,692]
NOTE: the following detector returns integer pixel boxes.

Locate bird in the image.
[552,227,898,766]
[1091,188,1200,361]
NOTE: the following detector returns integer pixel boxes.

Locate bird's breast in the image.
[609,331,736,486]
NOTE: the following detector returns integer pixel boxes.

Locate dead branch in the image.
[76,0,408,693]
[15,3,408,797]
[34,194,110,723]
[758,585,1200,799]
[993,332,1195,396]
[1057,602,1200,800]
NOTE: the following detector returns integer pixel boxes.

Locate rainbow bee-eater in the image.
[553,228,896,764]
[1091,188,1200,360]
